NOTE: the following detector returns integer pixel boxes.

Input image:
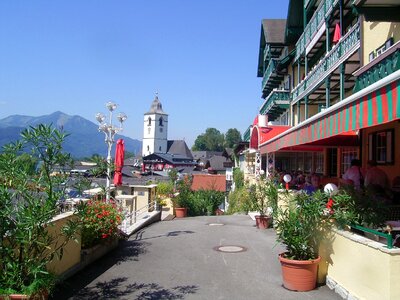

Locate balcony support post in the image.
[325,17,330,53]
[297,101,301,124]
[325,76,331,108]
[305,96,309,120]
[340,63,345,101]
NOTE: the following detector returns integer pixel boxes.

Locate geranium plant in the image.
[77,199,123,249]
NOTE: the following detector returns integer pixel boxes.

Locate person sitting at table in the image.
[342,159,365,189]
[303,174,320,195]
[364,160,389,190]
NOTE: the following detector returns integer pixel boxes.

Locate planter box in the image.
[80,238,119,268]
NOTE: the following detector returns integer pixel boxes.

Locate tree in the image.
[192,128,224,151]
[224,128,242,148]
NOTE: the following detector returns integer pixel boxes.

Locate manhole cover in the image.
[214,245,247,253]
[208,223,224,226]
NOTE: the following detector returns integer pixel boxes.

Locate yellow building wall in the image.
[132,185,157,209]
[292,103,319,125]
[362,21,400,65]
[46,212,81,276]
[361,121,400,186]
[324,229,400,300]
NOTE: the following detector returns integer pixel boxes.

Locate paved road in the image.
[52,215,340,300]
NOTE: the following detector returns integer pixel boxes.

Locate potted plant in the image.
[172,175,192,218]
[0,125,79,299]
[274,190,333,291]
[249,177,278,229]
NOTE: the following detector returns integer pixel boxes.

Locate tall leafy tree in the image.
[224,128,242,148]
[192,128,225,151]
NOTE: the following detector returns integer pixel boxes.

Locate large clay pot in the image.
[175,207,187,218]
[278,253,321,291]
[9,290,48,300]
[255,215,271,229]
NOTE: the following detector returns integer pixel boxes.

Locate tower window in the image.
[148,117,151,126]
[159,146,162,151]
[147,145,150,151]
[159,117,163,126]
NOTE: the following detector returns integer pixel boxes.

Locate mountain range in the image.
[0,111,142,158]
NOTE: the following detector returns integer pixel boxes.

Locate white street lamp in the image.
[96,101,127,202]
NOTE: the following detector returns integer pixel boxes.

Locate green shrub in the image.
[227,186,252,214]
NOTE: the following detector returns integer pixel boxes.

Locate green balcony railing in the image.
[243,126,251,142]
[354,45,400,92]
[263,44,271,62]
[259,90,291,115]
[295,0,339,61]
[292,22,360,103]
[261,59,278,92]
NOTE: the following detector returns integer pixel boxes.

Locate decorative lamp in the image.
[283,174,292,190]
[324,183,339,213]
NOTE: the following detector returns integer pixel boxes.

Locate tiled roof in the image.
[191,174,226,192]
[206,155,230,171]
[167,140,193,159]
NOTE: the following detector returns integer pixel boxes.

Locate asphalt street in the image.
[51,215,341,300]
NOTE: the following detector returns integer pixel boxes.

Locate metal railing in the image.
[350,224,394,249]
[119,199,158,234]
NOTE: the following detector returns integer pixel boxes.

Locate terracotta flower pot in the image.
[255,215,271,229]
[278,253,321,291]
[9,290,48,300]
[175,207,187,218]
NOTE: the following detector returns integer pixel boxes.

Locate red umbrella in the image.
[113,139,125,186]
[333,23,341,43]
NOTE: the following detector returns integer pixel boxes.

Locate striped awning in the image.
[260,76,400,153]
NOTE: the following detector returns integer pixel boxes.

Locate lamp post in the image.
[96,101,127,202]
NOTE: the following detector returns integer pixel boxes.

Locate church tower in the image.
[142,94,168,156]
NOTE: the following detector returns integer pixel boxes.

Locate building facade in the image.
[244,0,400,187]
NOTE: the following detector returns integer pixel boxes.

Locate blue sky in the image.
[0,0,289,147]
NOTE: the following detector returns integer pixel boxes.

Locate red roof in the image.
[191,174,226,192]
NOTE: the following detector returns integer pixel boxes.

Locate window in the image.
[159,146,162,151]
[341,149,358,175]
[368,129,394,164]
[304,152,313,173]
[159,117,163,126]
[160,127,163,133]
[147,145,149,151]
[369,51,375,62]
[376,38,393,57]
[148,117,151,126]
[315,152,324,174]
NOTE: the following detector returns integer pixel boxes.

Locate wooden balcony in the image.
[354,41,400,92]
[295,0,339,61]
[259,90,290,121]
[292,22,360,104]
